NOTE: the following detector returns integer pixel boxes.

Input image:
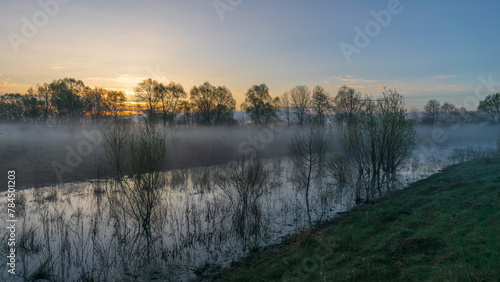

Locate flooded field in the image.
[1,139,495,281]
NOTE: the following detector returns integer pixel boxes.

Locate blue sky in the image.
[1,0,500,109]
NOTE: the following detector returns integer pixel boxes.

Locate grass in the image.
[213,157,500,281]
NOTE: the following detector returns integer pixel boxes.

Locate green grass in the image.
[214,157,500,281]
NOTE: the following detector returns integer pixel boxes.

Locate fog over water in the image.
[0,122,499,280]
[1,122,498,190]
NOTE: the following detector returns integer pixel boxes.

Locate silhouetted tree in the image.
[104,124,168,242]
[290,123,327,228]
[456,107,472,124]
[277,91,291,125]
[156,81,187,124]
[106,90,127,119]
[214,154,276,241]
[135,78,161,124]
[83,87,108,121]
[177,100,194,125]
[311,85,331,125]
[49,78,86,122]
[190,82,236,125]
[21,90,42,122]
[290,85,311,125]
[241,83,276,125]
[423,99,441,125]
[333,85,364,123]
[0,94,23,122]
[478,93,500,122]
[36,83,52,121]
[441,102,458,124]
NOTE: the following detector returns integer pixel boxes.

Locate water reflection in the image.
[0,143,494,281]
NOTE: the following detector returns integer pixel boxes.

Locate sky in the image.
[1,0,500,110]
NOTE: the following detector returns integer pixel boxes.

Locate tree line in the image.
[419,95,500,125]
[1,77,499,125]
[0,78,126,123]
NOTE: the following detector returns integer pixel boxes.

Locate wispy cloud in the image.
[430,74,458,80]
[323,75,381,89]
[0,80,33,94]
[321,74,469,97]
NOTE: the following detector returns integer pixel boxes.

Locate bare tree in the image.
[135,78,161,124]
[423,99,441,125]
[277,91,291,125]
[214,154,276,241]
[333,85,364,123]
[106,90,126,119]
[36,83,52,121]
[289,85,311,125]
[326,153,352,187]
[156,81,187,125]
[441,102,458,124]
[311,85,331,125]
[104,124,168,245]
[83,87,108,121]
[377,89,417,184]
[339,89,417,203]
[289,124,327,228]
[102,121,130,181]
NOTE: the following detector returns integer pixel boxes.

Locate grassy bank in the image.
[214,157,500,281]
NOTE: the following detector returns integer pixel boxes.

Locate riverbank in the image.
[212,157,500,281]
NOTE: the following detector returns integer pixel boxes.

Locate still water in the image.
[0,143,494,281]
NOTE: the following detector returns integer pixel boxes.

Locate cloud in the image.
[0,81,33,94]
[321,74,469,96]
[323,75,381,89]
[430,74,458,80]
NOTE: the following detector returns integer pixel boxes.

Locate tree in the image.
[214,154,276,241]
[289,123,327,228]
[106,90,127,119]
[241,83,276,125]
[441,102,458,124]
[423,99,441,125]
[311,86,331,125]
[333,85,364,123]
[289,85,311,125]
[457,106,472,124]
[340,88,417,203]
[190,81,236,125]
[156,81,187,125]
[478,93,500,122]
[83,87,108,121]
[21,90,42,122]
[135,78,161,123]
[0,94,23,122]
[277,91,291,125]
[377,89,417,178]
[104,124,168,243]
[36,83,52,121]
[177,100,194,125]
[49,78,86,121]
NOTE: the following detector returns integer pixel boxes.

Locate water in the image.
[0,143,495,281]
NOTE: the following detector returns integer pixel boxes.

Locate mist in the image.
[1,122,498,191]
